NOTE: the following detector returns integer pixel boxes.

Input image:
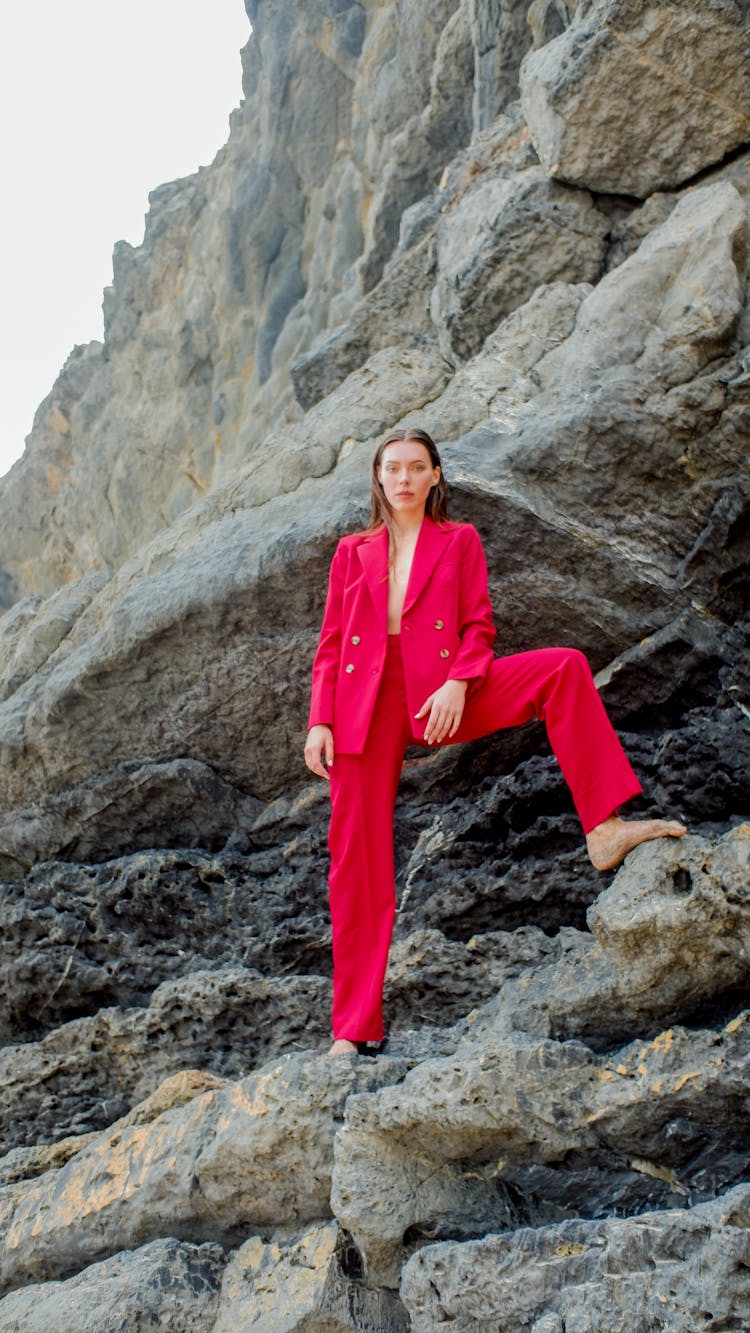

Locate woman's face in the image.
[379,441,440,516]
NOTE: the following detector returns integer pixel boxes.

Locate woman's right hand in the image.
[304,725,335,780]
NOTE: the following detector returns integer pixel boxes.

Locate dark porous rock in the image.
[653,707,750,826]
[384,925,560,1030]
[0,1237,226,1332]
[0,968,332,1152]
[0,839,331,1043]
[401,1185,750,1332]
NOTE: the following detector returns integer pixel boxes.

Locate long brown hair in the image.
[368,429,449,544]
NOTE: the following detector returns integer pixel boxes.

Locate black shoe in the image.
[356,1037,389,1056]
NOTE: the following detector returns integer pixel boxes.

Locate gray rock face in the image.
[0,1054,408,1298]
[214,1222,409,1332]
[333,1005,750,1285]
[0,0,479,600]
[0,2,748,1325]
[431,133,609,360]
[0,1238,225,1332]
[401,1185,750,1331]
[521,0,750,196]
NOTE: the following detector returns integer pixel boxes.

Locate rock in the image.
[290,238,438,411]
[533,180,747,390]
[332,1035,596,1286]
[0,968,331,1151]
[332,1005,750,1285]
[0,1132,102,1190]
[383,926,559,1031]
[0,1053,408,1297]
[0,572,107,703]
[430,127,609,360]
[492,826,750,1046]
[604,189,679,270]
[0,758,263,880]
[521,0,750,197]
[0,1237,225,1332]
[470,0,537,131]
[400,1184,750,1332]
[214,1222,409,1332]
[0,1071,227,1189]
[0,844,331,1041]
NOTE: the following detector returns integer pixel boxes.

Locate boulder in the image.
[0,1238,225,1333]
[495,825,750,1045]
[521,0,750,197]
[431,159,609,360]
[214,1222,409,1332]
[0,1053,407,1297]
[332,1009,750,1285]
[401,1185,750,1332]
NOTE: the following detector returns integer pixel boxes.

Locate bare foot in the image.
[326,1039,359,1058]
[586,814,687,872]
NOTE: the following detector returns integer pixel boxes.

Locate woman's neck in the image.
[390,510,426,544]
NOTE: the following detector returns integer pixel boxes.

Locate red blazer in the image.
[308,516,497,752]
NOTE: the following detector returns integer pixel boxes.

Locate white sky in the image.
[0,1,250,481]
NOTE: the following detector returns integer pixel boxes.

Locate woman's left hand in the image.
[416,679,468,745]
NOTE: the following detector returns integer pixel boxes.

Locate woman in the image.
[304,428,686,1057]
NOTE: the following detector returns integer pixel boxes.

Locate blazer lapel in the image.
[403,516,452,614]
[358,526,390,623]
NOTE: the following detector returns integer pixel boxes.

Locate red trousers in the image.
[327,637,641,1040]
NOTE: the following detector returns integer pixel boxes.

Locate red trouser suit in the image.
[308,518,642,1042]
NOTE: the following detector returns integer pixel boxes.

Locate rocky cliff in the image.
[0,1,748,1328]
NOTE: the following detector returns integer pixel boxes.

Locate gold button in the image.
[345,663,355,673]
[351,635,361,645]
[434,619,444,630]
[440,648,450,659]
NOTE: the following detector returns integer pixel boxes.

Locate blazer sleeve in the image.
[307,539,347,731]
[447,525,496,691]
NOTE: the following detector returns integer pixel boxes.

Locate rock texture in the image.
[521,0,750,197]
[401,1185,750,1331]
[0,1238,225,1333]
[214,1223,409,1332]
[0,1054,408,1297]
[0,0,749,1326]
